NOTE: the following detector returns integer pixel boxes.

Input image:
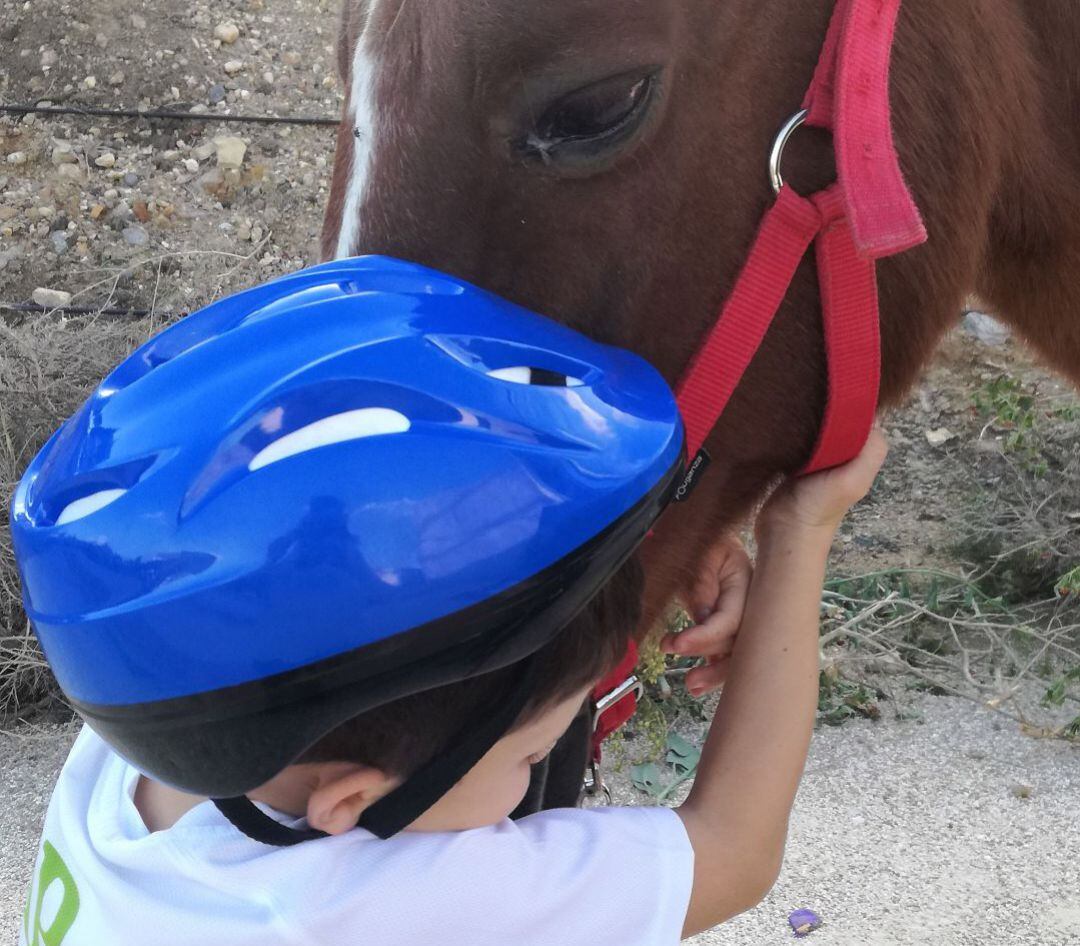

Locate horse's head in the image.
[321,0,975,605]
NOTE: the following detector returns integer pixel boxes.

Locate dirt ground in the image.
[1,0,342,310]
[2,0,1079,943]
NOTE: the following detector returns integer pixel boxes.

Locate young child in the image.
[13,258,886,946]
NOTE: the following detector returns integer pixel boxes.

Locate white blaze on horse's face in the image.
[335,2,382,260]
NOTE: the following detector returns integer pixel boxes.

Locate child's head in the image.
[282,555,642,833]
[11,257,684,839]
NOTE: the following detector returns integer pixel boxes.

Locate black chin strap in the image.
[213,655,541,845]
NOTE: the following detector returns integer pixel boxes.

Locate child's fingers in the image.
[662,605,740,656]
[685,656,732,697]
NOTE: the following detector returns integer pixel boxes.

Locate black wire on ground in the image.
[0,103,340,128]
[1,301,185,319]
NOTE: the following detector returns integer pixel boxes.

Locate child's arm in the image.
[676,431,888,938]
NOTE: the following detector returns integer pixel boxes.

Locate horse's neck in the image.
[972,0,1080,386]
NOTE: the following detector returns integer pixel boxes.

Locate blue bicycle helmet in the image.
[11,256,684,833]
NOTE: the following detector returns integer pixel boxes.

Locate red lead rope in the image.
[591,0,927,771]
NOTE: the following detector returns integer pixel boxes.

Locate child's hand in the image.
[660,533,752,697]
[759,427,889,535]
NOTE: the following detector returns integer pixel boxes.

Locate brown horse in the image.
[320,0,1080,619]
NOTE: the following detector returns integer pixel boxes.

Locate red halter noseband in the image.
[589,0,928,786]
[675,0,927,475]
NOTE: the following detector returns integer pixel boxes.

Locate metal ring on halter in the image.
[769,109,808,195]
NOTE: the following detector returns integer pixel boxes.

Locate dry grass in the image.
[0,246,270,719]
[821,431,1080,738]
[0,311,158,717]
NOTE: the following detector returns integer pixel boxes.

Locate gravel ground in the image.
[2,697,1077,945]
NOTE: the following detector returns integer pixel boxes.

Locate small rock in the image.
[56,164,86,182]
[83,75,97,89]
[40,48,58,70]
[925,428,956,447]
[50,214,69,232]
[50,231,69,254]
[131,12,147,29]
[1011,783,1034,800]
[214,22,240,44]
[108,71,125,86]
[223,60,244,76]
[51,144,77,165]
[963,310,1011,347]
[132,200,150,223]
[122,225,149,246]
[282,50,302,66]
[95,152,116,169]
[122,172,139,187]
[193,142,216,161]
[182,158,200,173]
[250,224,264,243]
[237,222,252,241]
[32,287,73,308]
[0,206,17,221]
[208,83,227,105]
[199,167,227,196]
[7,151,28,166]
[89,204,107,220]
[214,136,247,169]
[974,438,1005,456]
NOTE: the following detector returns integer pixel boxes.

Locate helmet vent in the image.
[487,367,585,388]
[55,489,128,526]
[249,408,411,472]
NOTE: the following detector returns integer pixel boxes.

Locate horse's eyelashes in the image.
[541,76,648,142]
[519,70,658,169]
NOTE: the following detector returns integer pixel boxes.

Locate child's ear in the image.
[307,763,398,835]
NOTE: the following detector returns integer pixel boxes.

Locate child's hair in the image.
[298,556,644,777]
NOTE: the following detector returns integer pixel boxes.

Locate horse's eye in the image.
[521,71,658,166]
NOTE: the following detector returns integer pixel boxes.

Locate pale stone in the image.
[32,287,73,307]
[94,152,116,169]
[214,136,247,169]
[214,22,240,44]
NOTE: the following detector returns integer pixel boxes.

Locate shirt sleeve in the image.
[287,805,694,946]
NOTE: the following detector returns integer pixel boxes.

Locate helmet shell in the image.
[11,256,684,794]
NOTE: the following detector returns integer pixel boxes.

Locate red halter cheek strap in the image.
[675,0,926,475]
[590,0,928,778]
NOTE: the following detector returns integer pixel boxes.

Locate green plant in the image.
[1056,566,1080,599]
[817,671,881,726]
[1042,667,1080,708]
[630,731,702,801]
[971,373,1077,476]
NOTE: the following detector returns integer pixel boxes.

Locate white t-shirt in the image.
[20,728,694,946]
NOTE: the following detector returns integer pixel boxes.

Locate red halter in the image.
[675,0,926,474]
[589,0,927,783]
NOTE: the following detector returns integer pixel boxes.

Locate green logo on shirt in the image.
[23,842,80,946]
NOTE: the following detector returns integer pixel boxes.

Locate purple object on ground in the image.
[788,909,823,937]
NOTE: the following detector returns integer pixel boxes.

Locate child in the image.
[13,258,886,945]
